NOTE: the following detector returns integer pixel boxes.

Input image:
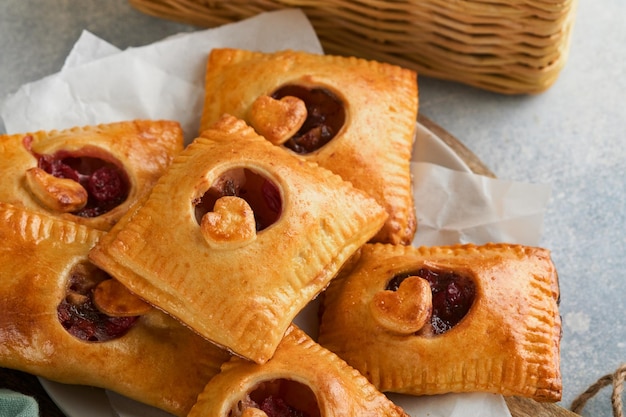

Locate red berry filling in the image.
[37,153,129,217]
[271,85,345,154]
[194,168,282,231]
[57,263,138,342]
[236,379,319,417]
[259,397,308,417]
[386,268,476,335]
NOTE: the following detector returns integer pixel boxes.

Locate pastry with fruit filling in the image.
[0,119,184,230]
[318,243,562,402]
[0,202,230,417]
[200,48,417,245]
[89,114,388,364]
[187,325,409,417]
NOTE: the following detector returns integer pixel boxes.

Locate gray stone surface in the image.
[1,1,624,417]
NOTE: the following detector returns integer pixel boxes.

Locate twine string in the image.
[613,365,625,417]
[570,363,626,417]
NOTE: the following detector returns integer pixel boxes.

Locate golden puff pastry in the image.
[318,243,562,402]
[0,202,230,417]
[0,119,184,231]
[200,48,418,245]
[188,325,410,417]
[89,114,388,364]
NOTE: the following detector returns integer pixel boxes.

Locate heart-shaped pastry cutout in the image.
[241,408,268,417]
[201,196,257,249]
[25,167,88,213]
[370,276,432,335]
[249,95,307,145]
[93,278,152,317]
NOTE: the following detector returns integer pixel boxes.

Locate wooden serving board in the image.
[0,115,577,417]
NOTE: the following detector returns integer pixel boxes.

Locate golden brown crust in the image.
[188,325,410,417]
[200,48,417,245]
[24,167,89,212]
[89,114,388,364]
[318,243,562,402]
[0,202,229,416]
[200,196,258,250]
[0,119,184,230]
[249,95,308,145]
[92,278,153,317]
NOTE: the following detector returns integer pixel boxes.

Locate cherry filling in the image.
[233,379,320,417]
[386,268,476,335]
[57,263,138,342]
[37,153,130,217]
[271,85,345,154]
[194,168,282,231]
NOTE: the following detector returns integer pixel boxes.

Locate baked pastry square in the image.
[318,243,562,402]
[200,48,418,245]
[0,119,184,231]
[89,115,388,364]
[0,202,230,417]
[188,325,409,417]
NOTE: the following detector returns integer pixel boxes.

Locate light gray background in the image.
[1,1,624,417]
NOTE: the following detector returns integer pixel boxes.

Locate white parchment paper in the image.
[1,8,322,142]
[0,8,554,417]
[411,162,551,247]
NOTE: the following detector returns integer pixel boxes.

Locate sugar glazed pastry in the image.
[89,115,388,364]
[0,120,184,230]
[188,325,409,417]
[318,243,562,402]
[0,202,230,417]
[200,48,418,245]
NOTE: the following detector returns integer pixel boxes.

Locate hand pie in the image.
[200,48,418,245]
[188,325,409,417]
[89,114,388,364]
[318,243,562,402]
[0,202,230,417]
[0,119,184,231]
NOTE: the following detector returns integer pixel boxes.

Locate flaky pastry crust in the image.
[188,325,409,417]
[0,120,184,230]
[318,243,562,402]
[89,115,388,364]
[0,202,229,416]
[200,48,417,245]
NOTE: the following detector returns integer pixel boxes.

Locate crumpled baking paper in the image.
[0,8,554,417]
[411,161,551,247]
[1,8,322,142]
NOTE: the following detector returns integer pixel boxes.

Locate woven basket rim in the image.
[128,0,577,94]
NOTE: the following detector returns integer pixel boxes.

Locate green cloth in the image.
[0,389,39,417]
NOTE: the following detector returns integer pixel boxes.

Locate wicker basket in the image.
[128,0,577,94]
